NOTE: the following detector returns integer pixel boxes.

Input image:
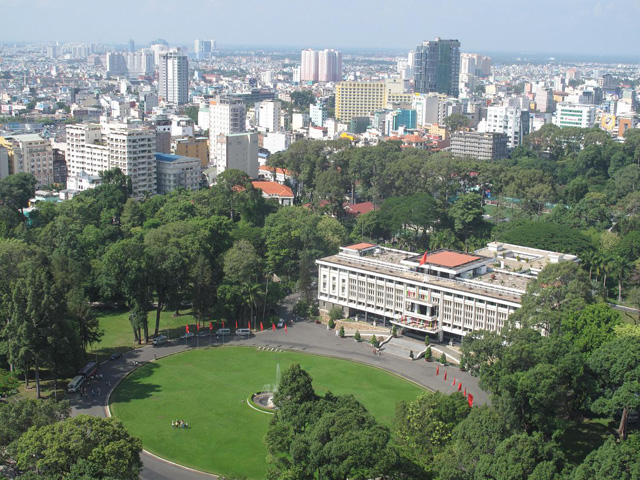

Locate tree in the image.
[448,193,484,249]
[511,261,593,335]
[588,335,640,439]
[11,415,142,479]
[223,240,263,326]
[290,90,316,111]
[562,303,620,354]
[0,399,70,451]
[394,392,470,476]
[444,113,469,132]
[0,368,19,397]
[66,287,102,352]
[571,435,640,480]
[474,432,566,480]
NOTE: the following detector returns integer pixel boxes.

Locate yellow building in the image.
[172,136,209,168]
[336,82,386,122]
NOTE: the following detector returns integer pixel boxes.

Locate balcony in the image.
[391,315,441,334]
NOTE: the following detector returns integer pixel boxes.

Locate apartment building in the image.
[0,133,54,186]
[66,123,156,196]
[155,153,201,194]
[213,132,258,179]
[450,131,508,161]
[172,136,209,168]
[480,105,530,149]
[336,82,386,122]
[317,242,577,340]
[158,50,189,105]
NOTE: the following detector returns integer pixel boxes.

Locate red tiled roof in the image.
[423,251,480,268]
[345,201,375,215]
[344,242,377,251]
[251,181,294,197]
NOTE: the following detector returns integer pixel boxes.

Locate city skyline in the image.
[1,0,639,57]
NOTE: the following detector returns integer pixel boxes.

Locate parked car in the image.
[215,328,230,336]
[109,352,122,361]
[152,335,168,346]
[236,328,251,337]
[180,332,195,340]
[198,330,209,337]
[276,318,285,328]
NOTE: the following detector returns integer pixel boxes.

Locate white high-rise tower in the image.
[158,50,189,105]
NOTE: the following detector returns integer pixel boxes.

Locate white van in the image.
[152,335,168,346]
[215,328,230,336]
[68,375,85,393]
[236,328,251,337]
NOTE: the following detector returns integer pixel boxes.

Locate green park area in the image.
[110,347,425,479]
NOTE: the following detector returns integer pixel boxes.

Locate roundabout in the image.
[109,346,426,480]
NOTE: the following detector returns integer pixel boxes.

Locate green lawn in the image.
[90,309,212,362]
[558,417,616,465]
[110,347,426,479]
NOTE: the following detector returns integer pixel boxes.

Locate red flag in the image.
[284,323,288,334]
[197,323,200,331]
[468,394,474,407]
[222,320,225,328]
[260,322,264,331]
[436,365,439,376]
[209,321,213,331]
[453,378,456,386]
[185,325,189,333]
[419,251,428,266]
[235,320,238,330]
[272,322,276,331]
[444,371,447,381]
[458,382,462,391]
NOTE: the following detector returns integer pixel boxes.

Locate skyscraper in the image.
[318,49,342,82]
[194,39,214,59]
[128,39,135,53]
[301,49,342,83]
[300,49,318,83]
[158,50,189,105]
[414,38,461,97]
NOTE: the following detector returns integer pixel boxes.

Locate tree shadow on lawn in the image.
[110,361,163,405]
[558,418,617,465]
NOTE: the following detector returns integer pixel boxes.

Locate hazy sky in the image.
[1,0,640,56]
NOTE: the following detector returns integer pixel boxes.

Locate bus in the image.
[78,361,98,379]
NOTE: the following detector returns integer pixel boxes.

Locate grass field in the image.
[89,309,210,362]
[110,347,426,479]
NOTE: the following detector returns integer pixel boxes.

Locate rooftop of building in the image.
[251,180,294,197]
[155,152,198,163]
[418,251,480,268]
[259,165,292,176]
[474,241,579,273]
[5,133,46,142]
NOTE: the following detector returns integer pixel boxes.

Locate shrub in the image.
[409,350,414,359]
[338,325,345,338]
[425,346,432,361]
[424,336,430,346]
[329,306,343,323]
[370,334,379,348]
[354,330,361,342]
[328,318,335,329]
[391,325,397,337]
[440,352,447,365]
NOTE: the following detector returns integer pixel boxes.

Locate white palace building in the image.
[316,242,578,341]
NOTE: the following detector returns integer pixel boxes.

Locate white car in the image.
[180,332,195,340]
[198,330,209,337]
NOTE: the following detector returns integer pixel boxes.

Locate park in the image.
[109,346,426,479]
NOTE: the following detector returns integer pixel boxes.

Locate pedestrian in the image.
[91,389,95,398]
[106,381,110,388]
[97,388,101,396]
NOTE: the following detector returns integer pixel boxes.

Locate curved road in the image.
[71,318,486,479]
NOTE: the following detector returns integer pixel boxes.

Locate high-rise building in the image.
[209,98,246,137]
[194,39,214,59]
[335,82,386,122]
[106,53,128,77]
[310,102,328,127]
[128,39,135,53]
[255,100,281,133]
[0,134,54,186]
[158,50,189,105]
[301,49,342,83]
[450,131,508,160]
[155,153,201,194]
[479,105,530,149]
[213,132,259,178]
[553,103,596,128]
[414,38,461,97]
[126,50,155,78]
[300,49,319,83]
[66,123,157,196]
[318,49,342,82]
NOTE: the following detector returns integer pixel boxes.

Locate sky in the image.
[1,0,640,57]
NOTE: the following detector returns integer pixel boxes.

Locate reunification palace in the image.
[316,242,578,341]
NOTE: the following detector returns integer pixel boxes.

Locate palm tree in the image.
[610,255,627,303]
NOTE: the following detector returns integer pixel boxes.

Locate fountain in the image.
[251,363,280,411]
